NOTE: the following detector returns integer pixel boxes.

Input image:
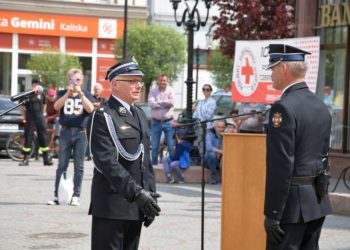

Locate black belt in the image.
[62,126,85,131]
[153,118,173,123]
[291,176,316,185]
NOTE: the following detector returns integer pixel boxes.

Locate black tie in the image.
[130,105,136,118]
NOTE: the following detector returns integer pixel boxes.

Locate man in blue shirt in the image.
[204,120,226,184]
[48,68,94,206]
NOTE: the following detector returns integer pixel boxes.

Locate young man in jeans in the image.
[48,68,94,206]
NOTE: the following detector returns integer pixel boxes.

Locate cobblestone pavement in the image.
[0,157,349,250]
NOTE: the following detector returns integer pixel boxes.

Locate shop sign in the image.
[232,37,320,104]
[318,3,350,28]
[0,11,122,39]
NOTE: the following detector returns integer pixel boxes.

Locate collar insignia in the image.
[272,112,282,128]
[118,106,127,115]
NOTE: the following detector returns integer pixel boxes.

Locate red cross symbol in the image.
[241,58,254,84]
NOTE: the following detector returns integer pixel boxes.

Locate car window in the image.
[211,95,220,102]
[0,99,21,114]
[217,96,233,109]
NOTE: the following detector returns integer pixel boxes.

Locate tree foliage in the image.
[209,49,233,90]
[213,0,295,57]
[116,22,186,97]
[26,49,81,88]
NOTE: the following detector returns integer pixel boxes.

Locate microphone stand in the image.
[174,111,264,250]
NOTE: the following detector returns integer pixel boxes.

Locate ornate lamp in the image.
[170,0,213,123]
[170,3,213,250]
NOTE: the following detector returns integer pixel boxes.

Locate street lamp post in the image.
[123,0,128,58]
[170,2,213,250]
[170,0,213,123]
[195,45,200,100]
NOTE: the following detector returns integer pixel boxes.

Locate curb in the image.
[330,192,350,216]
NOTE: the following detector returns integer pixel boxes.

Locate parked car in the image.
[178,92,240,122]
[135,102,152,129]
[0,96,25,151]
[211,91,241,118]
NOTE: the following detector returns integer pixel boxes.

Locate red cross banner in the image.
[232,37,320,103]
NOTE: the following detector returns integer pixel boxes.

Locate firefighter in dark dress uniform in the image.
[87,57,161,250]
[264,44,332,250]
[20,79,52,166]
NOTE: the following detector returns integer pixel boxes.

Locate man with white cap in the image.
[264,44,332,250]
[87,56,160,250]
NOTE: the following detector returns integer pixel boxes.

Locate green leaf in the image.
[115,22,186,98]
[26,48,82,89]
[208,49,233,89]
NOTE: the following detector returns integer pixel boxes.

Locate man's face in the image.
[94,87,102,96]
[68,73,83,87]
[32,83,39,90]
[214,121,226,134]
[47,94,56,102]
[158,76,169,90]
[270,63,285,90]
[111,75,143,104]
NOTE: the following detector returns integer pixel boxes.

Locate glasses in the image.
[117,79,144,86]
[202,88,211,92]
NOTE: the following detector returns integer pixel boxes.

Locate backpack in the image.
[180,151,190,169]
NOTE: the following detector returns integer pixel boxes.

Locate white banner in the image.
[232,37,320,103]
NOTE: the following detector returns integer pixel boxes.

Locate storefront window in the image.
[78,56,92,91]
[193,49,209,67]
[18,54,31,69]
[318,2,348,150]
[319,47,346,149]
[0,52,12,95]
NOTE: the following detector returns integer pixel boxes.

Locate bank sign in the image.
[0,11,123,39]
[232,37,320,104]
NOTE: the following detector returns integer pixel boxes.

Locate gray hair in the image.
[67,68,83,79]
[93,83,103,90]
[284,61,308,78]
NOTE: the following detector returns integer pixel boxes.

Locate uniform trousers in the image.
[24,112,48,148]
[266,216,325,250]
[92,217,142,250]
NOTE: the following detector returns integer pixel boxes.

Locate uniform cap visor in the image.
[266,60,282,70]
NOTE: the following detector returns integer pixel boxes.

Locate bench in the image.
[153,164,220,183]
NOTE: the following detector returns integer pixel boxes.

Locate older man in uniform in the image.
[264,44,332,250]
[87,57,161,250]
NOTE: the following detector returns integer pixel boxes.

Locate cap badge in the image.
[131,56,138,64]
[272,112,282,128]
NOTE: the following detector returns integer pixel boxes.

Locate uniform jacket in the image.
[264,82,332,224]
[87,96,156,220]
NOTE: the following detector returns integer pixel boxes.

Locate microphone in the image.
[10,86,44,102]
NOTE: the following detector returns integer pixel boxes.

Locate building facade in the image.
[295,0,350,167]
[0,0,147,97]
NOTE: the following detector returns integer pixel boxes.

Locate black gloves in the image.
[143,215,155,227]
[264,217,285,245]
[142,192,161,228]
[149,192,161,200]
[134,189,161,218]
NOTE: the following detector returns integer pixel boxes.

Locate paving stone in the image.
[0,158,349,250]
